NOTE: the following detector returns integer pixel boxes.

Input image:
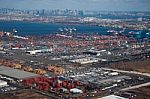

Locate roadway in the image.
[120,82,150,91]
[101,68,150,91]
[101,68,150,77]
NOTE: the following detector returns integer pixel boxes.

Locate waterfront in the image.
[0,0,150,98]
[0,20,110,35]
[1,20,143,36]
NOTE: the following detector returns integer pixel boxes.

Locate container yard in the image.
[0,30,150,98]
[21,76,85,98]
[0,2,149,98]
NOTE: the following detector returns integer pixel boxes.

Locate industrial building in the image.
[83,50,111,56]
[26,49,52,55]
[99,95,128,99]
[69,58,99,64]
[0,66,40,80]
[70,88,83,93]
[0,80,7,87]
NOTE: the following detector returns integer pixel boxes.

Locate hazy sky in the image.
[0,0,150,11]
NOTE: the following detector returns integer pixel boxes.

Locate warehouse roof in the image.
[0,66,39,79]
[98,95,128,99]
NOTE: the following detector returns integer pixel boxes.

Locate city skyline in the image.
[0,0,150,11]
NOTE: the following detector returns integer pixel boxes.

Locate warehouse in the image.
[70,88,83,93]
[0,80,7,87]
[0,66,40,80]
[69,58,99,64]
[26,49,52,55]
[99,95,128,99]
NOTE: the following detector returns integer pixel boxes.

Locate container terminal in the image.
[0,30,150,99]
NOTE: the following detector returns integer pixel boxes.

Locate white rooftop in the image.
[98,95,128,99]
[0,79,7,83]
[70,88,83,93]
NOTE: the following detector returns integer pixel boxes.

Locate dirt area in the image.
[121,85,150,99]
[0,89,50,99]
[131,85,150,99]
[108,58,150,73]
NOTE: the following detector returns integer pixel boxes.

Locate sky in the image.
[0,0,150,11]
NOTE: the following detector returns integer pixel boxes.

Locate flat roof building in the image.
[69,58,99,64]
[98,95,128,99]
[0,66,40,80]
[26,49,52,55]
[0,79,7,87]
